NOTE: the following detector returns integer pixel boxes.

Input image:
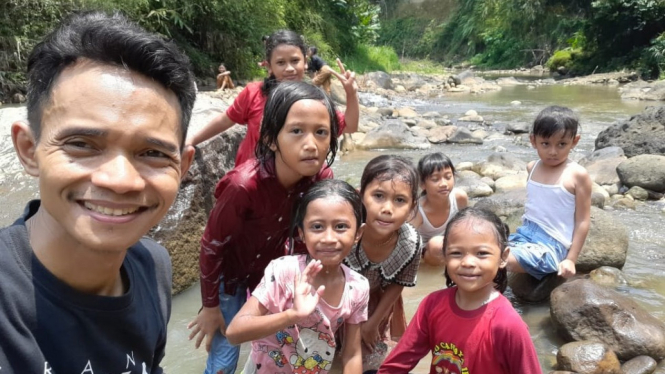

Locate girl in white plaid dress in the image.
[344,155,422,373]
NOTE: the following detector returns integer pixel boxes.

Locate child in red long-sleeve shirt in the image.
[379,207,541,374]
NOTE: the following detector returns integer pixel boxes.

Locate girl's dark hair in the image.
[359,155,419,219]
[417,152,456,184]
[261,30,307,97]
[441,207,510,293]
[255,81,339,167]
[309,46,318,55]
[289,179,362,253]
[532,105,580,139]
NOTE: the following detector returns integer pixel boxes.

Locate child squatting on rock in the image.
[505,105,592,279]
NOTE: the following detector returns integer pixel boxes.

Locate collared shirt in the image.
[226,82,347,167]
[199,158,333,307]
[344,223,422,291]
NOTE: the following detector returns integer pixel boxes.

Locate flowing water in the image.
[1,80,663,373]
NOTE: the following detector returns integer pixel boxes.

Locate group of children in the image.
[186,29,592,374]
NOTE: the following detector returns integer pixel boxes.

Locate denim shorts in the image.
[508,219,568,280]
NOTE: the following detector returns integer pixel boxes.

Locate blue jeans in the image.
[204,281,248,374]
[508,219,568,280]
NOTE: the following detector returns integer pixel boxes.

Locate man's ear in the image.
[11,121,39,177]
[354,223,365,244]
[179,144,196,180]
[529,134,537,148]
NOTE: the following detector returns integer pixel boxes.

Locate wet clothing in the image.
[199,158,333,308]
[241,255,369,374]
[523,160,576,248]
[226,82,346,167]
[343,223,422,371]
[379,287,541,374]
[509,219,568,280]
[416,190,460,244]
[0,200,171,374]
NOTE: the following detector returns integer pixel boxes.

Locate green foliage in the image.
[546,50,575,71]
[0,0,381,101]
[341,44,400,73]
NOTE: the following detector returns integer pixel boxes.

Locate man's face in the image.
[27,60,190,252]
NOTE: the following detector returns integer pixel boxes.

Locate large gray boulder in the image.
[357,119,431,150]
[150,126,245,294]
[447,127,483,144]
[455,170,494,198]
[551,279,665,361]
[474,189,527,218]
[365,71,394,90]
[619,80,665,101]
[616,154,665,193]
[595,106,665,157]
[579,147,627,185]
[576,207,629,272]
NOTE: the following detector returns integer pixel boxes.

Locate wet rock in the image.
[589,266,628,288]
[456,162,474,172]
[403,119,417,127]
[340,133,355,153]
[456,171,494,198]
[472,129,488,140]
[474,189,527,218]
[396,107,418,118]
[591,184,609,209]
[627,186,650,201]
[422,111,441,118]
[493,145,507,153]
[458,109,484,122]
[418,119,438,130]
[620,80,665,101]
[612,197,637,210]
[394,85,406,93]
[403,78,426,91]
[350,132,366,143]
[11,93,26,103]
[427,125,457,144]
[556,340,622,374]
[497,77,521,86]
[357,119,431,150]
[551,279,665,361]
[603,183,620,196]
[447,127,483,144]
[358,120,380,133]
[376,107,394,117]
[494,174,527,193]
[511,100,522,105]
[365,71,394,90]
[151,126,245,294]
[621,355,657,374]
[595,106,665,157]
[480,176,495,190]
[617,155,665,193]
[655,360,665,374]
[330,80,346,105]
[505,122,531,134]
[474,153,527,180]
[509,273,568,302]
[576,207,629,272]
[434,117,452,126]
[580,147,627,186]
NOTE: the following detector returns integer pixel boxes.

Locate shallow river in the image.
[1,80,663,373]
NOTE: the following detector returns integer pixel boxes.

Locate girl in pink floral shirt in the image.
[227,179,370,374]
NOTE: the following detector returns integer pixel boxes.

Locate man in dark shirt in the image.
[307,46,334,94]
[0,11,195,374]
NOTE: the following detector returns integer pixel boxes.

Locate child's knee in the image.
[423,237,445,266]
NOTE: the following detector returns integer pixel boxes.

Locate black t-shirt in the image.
[308,55,327,72]
[0,200,172,374]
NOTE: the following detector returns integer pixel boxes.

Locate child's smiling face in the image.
[444,218,508,297]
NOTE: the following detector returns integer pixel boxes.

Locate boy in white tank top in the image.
[409,153,468,266]
[506,106,592,280]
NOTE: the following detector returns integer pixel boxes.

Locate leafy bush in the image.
[341,44,400,73]
[546,50,574,71]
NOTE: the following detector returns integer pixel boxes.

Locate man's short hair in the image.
[26,11,196,147]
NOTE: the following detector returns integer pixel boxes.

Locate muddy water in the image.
[1,82,663,373]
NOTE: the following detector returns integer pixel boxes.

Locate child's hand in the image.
[360,320,380,351]
[291,259,326,320]
[558,259,576,278]
[187,306,226,352]
[331,58,358,94]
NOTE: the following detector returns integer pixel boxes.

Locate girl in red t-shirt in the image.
[186,30,359,166]
[379,207,541,374]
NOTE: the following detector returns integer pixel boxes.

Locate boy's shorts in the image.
[508,219,568,280]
